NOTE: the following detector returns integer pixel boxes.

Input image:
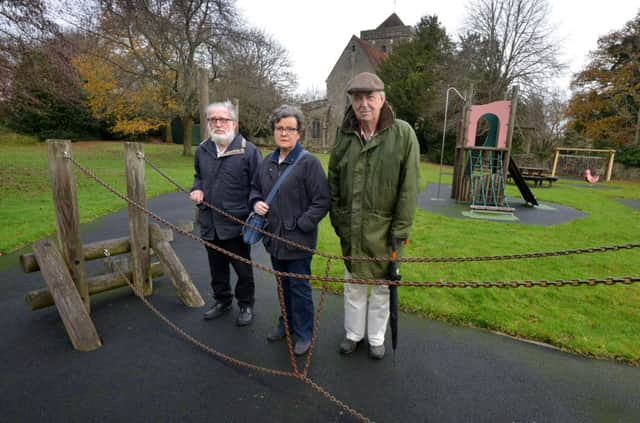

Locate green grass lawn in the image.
[2,130,639,363]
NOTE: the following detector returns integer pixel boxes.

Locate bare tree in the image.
[517,90,566,159]
[462,0,565,100]
[214,28,297,138]
[81,0,238,155]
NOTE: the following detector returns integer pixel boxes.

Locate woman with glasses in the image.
[249,104,330,356]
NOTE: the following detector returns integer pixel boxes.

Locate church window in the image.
[312,120,321,139]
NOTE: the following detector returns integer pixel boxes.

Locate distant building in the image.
[301,13,412,149]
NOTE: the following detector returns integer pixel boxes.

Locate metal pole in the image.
[437,87,466,199]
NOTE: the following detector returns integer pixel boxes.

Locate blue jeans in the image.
[270,256,314,342]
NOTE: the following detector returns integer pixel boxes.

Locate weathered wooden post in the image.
[502,85,519,182]
[199,67,210,142]
[149,223,204,307]
[551,147,560,178]
[125,142,152,296]
[47,139,90,312]
[32,239,102,351]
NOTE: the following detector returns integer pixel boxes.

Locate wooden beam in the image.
[554,147,616,153]
[149,223,204,307]
[32,239,101,351]
[125,142,151,295]
[19,223,193,274]
[551,148,560,178]
[199,67,210,142]
[606,151,615,182]
[26,261,164,311]
[47,140,89,312]
[502,85,519,186]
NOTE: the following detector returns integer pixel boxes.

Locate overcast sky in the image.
[235,0,639,95]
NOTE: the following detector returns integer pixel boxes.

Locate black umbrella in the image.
[387,237,402,358]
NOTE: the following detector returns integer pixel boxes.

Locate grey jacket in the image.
[249,142,330,260]
[191,134,262,240]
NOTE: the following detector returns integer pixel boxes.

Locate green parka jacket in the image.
[328,102,420,278]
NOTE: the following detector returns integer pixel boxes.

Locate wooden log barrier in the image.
[25,261,165,311]
[125,142,151,296]
[31,239,102,351]
[47,139,90,312]
[19,222,194,274]
[149,223,204,307]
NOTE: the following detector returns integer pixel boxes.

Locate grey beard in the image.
[210,131,234,146]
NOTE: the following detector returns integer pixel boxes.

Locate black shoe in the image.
[236,306,254,326]
[203,301,232,320]
[266,326,286,342]
[294,340,311,356]
[339,337,362,355]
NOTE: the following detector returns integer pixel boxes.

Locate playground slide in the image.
[508,157,539,206]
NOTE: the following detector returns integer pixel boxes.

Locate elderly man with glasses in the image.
[190,100,263,326]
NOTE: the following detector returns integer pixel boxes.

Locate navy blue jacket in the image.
[191,134,262,240]
[249,142,330,260]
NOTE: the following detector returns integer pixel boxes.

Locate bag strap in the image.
[264,150,307,205]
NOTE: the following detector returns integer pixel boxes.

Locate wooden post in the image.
[453,85,474,200]
[47,140,90,312]
[25,262,165,311]
[32,239,101,351]
[125,142,152,296]
[502,85,519,184]
[199,67,210,142]
[232,97,240,120]
[606,150,615,182]
[551,148,560,177]
[149,223,204,307]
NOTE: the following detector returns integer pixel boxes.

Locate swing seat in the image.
[584,169,600,184]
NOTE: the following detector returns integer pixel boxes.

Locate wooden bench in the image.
[521,174,558,187]
[507,171,558,187]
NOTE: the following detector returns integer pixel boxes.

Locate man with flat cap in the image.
[328,72,420,359]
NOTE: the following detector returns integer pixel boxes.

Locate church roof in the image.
[353,36,387,67]
[376,13,405,29]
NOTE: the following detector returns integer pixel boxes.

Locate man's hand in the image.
[190,190,204,204]
[254,201,269,216]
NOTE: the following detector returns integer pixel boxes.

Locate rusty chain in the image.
[142,154,640,264]
[68,155,640,290]
[68,154,639,423]
[103,250,373,423]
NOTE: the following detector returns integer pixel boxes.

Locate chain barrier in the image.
[102,250,373,422]
[66,155,639,423]
[142,154,640,264]
[68,155,640,290]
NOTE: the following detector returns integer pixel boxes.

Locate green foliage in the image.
[378,15,456,160]
[3,47,107,140]
[617,144,640,167]
[566,12,640,148]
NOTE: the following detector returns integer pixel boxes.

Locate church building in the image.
[301,13,412,149]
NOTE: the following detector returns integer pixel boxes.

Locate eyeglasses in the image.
[207,117,233,124]
[274,126,298,134]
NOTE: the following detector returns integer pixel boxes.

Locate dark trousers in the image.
[271,256,314,342]
[205,235,255,307]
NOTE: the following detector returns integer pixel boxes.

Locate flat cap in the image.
[346,72,384,94]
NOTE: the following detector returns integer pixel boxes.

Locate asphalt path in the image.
[1,191,638,422]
